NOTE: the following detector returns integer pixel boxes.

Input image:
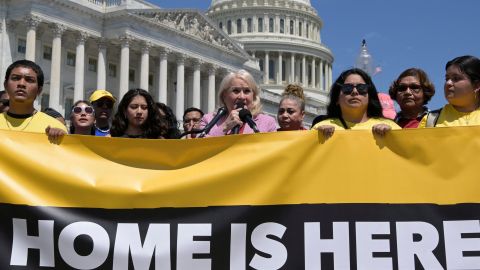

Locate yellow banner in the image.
[0,126,479,208]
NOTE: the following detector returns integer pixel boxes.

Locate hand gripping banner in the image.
[0,127,479,270]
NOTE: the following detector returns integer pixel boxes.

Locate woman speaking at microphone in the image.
[199,70,277,137]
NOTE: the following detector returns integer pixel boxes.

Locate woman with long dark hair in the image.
[312,68,400,139]
[110,88,167,138]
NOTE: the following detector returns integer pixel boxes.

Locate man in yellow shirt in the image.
[0,60,67,141]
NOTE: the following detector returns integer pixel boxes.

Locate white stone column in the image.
[275,15,279,33]
[295,56,300,82]
[285,16,290,35]
[49,24,66,112]
[119,35,130,98]
[157,48,168,103]
[293,17,298,36]
[302,55,306,85]
[252,15,257,32]
[207,65,216,112]
[25,16,40,61]
[328,64,333,90]
[139,42,150,90]
[192,59,201,108]
[311,58,316,89]
[290,53,295,83]
[74,32,87,102]
[264,14,268,32]
[264,51,269,84]
[319,59,324,91]
[277,52,282,84]
[96,38,107,90]
[175,54,185,120]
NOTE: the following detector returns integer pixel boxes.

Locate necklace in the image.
[94,124,110,133]
[5,110,37,131]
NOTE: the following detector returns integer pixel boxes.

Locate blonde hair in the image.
[218,69,262,116]
[280,84,305,111]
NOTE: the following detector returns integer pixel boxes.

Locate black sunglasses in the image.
[397,84,422,93]
[339,83,369,96]
[94,100,113,108]
[0,99,9,107]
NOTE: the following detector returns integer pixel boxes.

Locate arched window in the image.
[290,20,294,34]
[247,18,252,33]
[269,18,274,32]
[258,18,263,32]
[306,23,309,38]
[280,19,285,34]
[259,59,264,71]
[298,22,302,36]
[219,22,223,30]
[227,20,232,34]
[236,19,242,34]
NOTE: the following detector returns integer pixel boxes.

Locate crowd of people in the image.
[1,55,479,142]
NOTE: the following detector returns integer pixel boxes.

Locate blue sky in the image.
[151,0,479,110]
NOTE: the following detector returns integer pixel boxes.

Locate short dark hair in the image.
[42,107,64,119]
[183,107,204,121]
[326,68,383,119]
[389,68,435,105]
[156,102,181,139]
[4,60,44,89]
[446,55,480,85]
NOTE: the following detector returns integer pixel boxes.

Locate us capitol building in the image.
[0,0,333,125]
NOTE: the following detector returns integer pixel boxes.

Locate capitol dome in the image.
[210,0,311,7]
[207,0,333,125]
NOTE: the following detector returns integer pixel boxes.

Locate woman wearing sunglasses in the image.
[69,100,95,135]
[312,68,400,139]
[110,88,168,139]
[389,68,435,128]
[419,55,480,127]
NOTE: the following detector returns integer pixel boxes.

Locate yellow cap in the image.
[89,90,116,103]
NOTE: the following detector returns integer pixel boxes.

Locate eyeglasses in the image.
[93,100,113,108]
[0,99,9,107]
[72,106,94,115]
[339,83,369,96]
[397,84,422,93]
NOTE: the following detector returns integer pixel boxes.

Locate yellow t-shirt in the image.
[418,104,480,128]
[312,117,401,130]
[0,112,67,133]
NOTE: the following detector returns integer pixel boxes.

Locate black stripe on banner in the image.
[1,203,479,270]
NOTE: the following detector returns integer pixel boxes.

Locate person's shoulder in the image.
[312,118,342,129]
[255,113,275,122]
[0,112,7,129]
[202,112,216,121]
[36,112,68,132]
[370,118,401,129]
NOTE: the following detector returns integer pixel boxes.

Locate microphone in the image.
[231,101,245,134]
[198,107,227,138]
[239,108,259,133]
